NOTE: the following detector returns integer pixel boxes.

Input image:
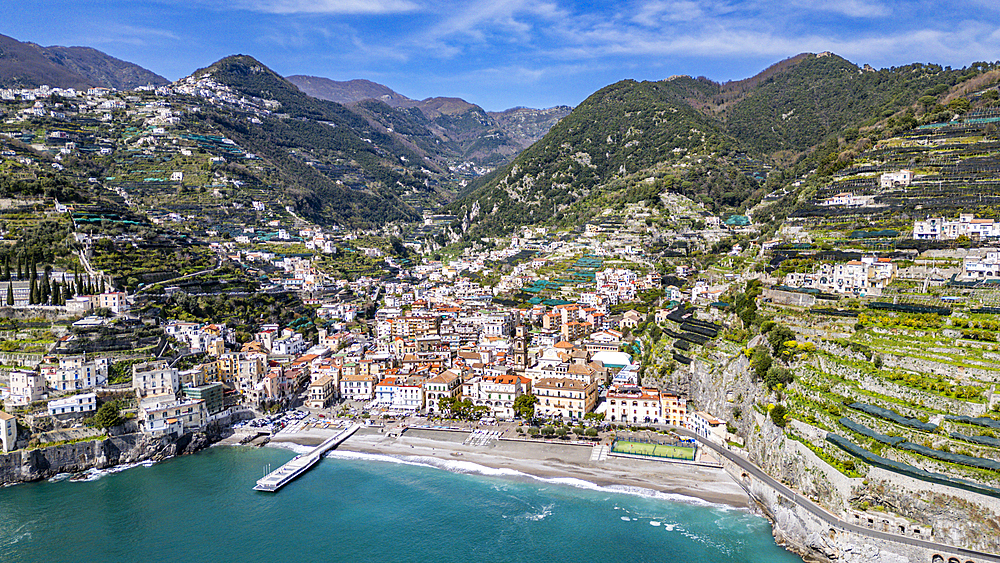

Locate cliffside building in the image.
[0,411,16,453]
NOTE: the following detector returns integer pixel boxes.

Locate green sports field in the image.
[611,440,696,460]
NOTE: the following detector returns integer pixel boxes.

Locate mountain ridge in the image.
[449,52,992,239]
[287,74,572,166]
[0,33,168,90]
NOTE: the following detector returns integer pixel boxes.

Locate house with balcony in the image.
[533,377,597,420]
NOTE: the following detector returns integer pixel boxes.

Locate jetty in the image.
[253,423,360,492]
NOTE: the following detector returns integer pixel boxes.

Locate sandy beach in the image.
[267,425,752,509]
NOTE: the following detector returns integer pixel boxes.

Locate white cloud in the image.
[631,1,706,25]
[233,0,420,14]
[787,0,891,17]
[77,24,182,48]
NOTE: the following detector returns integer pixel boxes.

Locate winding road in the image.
[674,427,1000,562]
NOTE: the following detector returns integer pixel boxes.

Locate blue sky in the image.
[7,0,1000,110]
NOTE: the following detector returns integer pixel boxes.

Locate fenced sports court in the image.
[610,439,696,461]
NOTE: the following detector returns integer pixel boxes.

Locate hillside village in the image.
[2,50,1000,560]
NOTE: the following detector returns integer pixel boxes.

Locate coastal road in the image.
[673,427,1000,563]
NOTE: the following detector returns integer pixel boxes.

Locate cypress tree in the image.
[29,278,36,305]
[16,257,22,280]
[99,278,105,294]
[6,282,12,306]
[30,261,37,282]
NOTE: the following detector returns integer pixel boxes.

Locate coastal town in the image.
[2,43,1000,563]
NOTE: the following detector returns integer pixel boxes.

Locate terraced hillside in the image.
[740,296,1000,551]
[794,110,1000,225]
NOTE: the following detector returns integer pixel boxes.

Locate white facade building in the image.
[43,356,109,392]
[8,370,45,406]
[132,360,181,398]
[914,214,1000,240]
[687,411,727,442]
[138,395,207,435]
[48,392,97,417]
[782,255,895,296]
[879,169,912,189]
[0,411,16,453]
[962,250,1000,279]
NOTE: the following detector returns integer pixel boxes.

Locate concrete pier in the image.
[253,424,359,492]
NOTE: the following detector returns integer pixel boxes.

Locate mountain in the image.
[184,55,450,225]
[719,52,971,159]
[4,48,989,236]
[40,45,168,90]
[286,75,411,106]
[447,76,754,236]
[449,53,988,238]
[488,106,575,149]
[287,74,571,166]
[0,33,168,90]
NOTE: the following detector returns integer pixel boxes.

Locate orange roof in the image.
[292,354,319,365]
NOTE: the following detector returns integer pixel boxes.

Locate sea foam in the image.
[325,449,735,511]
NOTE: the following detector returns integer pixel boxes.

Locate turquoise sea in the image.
[0,446,804,563]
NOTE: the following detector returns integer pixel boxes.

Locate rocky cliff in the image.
[685,342,1000,560]
[0,428,221,485]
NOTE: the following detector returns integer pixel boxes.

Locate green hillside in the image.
[723,54,975,157]
[449,54,1000,240]
[448,76,757,236]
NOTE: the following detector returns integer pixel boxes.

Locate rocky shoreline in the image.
[0,426,225,485]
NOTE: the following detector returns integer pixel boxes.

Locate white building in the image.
[132,360,181,398]
[783,255,895,296]
[0,411,16,453]
[374,377,424,412]
[271,330,310,356]
[138,395,207,435]
[820,192,874,207]
[7,370,45,406]
[595,268,638,304]
[687,411,727,442]
[879,169,912,189]
[914,214,1000,240]
[962,250,1000,279]
[340,373,377,401]
[461,373,530,419]
[48,392,97,417]
[43,356,109,392]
